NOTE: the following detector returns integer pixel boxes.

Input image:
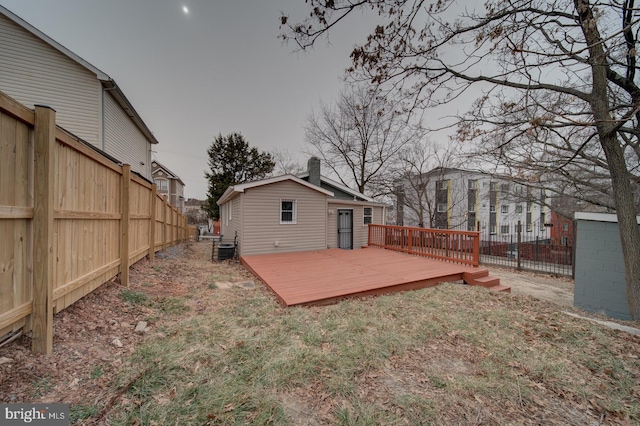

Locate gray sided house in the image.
[152,161,185,213]
[217,161,387,256]
[0,5,158,179]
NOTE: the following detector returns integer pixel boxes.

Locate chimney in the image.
[307,157,321,187]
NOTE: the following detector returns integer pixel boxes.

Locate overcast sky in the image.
[0,0,391,198]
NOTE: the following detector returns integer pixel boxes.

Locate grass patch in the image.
[70,405,99,422]
[118,289,150,305]
[153,296,189,315]
[90,365,104,380]
[105,280,640,425]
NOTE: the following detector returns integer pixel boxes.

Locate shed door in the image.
[337,209,353,249]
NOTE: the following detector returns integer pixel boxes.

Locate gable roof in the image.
[151,160,185,186]
[217,175,335,206]
[0,4,159,145]
[296,172,376,203]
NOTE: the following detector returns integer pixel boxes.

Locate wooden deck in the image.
[241,248,508,307]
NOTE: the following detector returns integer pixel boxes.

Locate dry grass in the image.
[106,243,639,425]
[1,241,638,425]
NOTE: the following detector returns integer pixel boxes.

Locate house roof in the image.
[0,4,159,145]
[296,172,376,203]
[217,175,335,206]
[151,160,185,186]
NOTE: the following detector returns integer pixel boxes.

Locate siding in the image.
[327,203,384,249]
[103,91,151,178]
[574,215,638,320]
[241,181,328,255]
[0,14,102,146]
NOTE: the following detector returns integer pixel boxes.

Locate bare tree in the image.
[271,148,306,176]
[281,0,640,318]
[305,84,424,197]
[397,141,461,227]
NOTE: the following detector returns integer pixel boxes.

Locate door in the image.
[337,209,353,249]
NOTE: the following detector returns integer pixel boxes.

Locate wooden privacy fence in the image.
[368,224,480,266]
[0,91,193,354]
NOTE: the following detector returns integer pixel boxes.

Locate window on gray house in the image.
[363,207,373,224]
[280,199,297,224]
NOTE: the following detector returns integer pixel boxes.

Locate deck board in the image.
[241,248,490,306]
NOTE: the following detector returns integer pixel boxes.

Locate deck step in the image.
[462,270,489,281]
[472,275,501,288]
[488,284,511,293]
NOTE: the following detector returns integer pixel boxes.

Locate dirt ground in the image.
[488,267,575,307]
[0,241,637,424]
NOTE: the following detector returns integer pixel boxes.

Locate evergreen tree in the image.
[203,133,274,220]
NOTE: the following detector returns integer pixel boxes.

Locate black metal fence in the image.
[453,221,573,276]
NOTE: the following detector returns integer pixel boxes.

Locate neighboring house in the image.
[400,167,550,240]
[217,157,387,256]
[184,198,207,223]
[152,161,185,213]
[549,211,573,247]
[0,5,157,179]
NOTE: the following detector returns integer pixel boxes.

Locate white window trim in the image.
[280,199,297,224]
[155,179,168,191]
[363,207,373,225]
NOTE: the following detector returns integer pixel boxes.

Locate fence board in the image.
[0,91,189,353]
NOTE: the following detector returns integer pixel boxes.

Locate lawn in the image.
[1,242,638,425]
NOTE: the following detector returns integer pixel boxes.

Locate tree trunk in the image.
[599,133,640,319]
[577,0,640,318]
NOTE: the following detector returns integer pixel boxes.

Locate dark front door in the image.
[337,209,353,249]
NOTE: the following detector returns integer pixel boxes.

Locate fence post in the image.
[473,231,480,266]
[32,105,56,354]
[163,195,168,251]
[120,165,131,287]
[517,220,522,270]
[149,184,156,262]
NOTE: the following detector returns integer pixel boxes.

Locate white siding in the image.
[104,91,151,178]
[0,14,102,146]
[241,181,328,255]
[327,203,384,249]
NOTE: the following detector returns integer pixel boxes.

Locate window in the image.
[561,236,569,246]
[516,204,523,214]
[155,179,168,191]
[501,205,509,214]
[437,203,448,213]
[501,183,510,192]
[490,224,497,235]
[490,205,496,212]
[280,199,297,224]
[501,225,510,234]
[438,180,449,190]
[490,182,498,191]
[469,204,476,213]
[468,179,477,189]
[363,207,373,225]
[562,223,569,231]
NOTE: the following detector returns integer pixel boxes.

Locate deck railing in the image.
[368,224,480,266]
